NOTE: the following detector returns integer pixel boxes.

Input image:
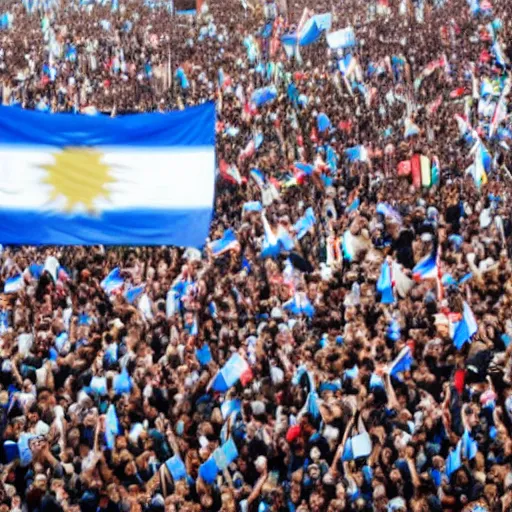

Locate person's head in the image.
[33,473,47,491]
[255,455,267,474]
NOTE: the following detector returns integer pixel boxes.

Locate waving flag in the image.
[453,301,478,349]
[327,26,356,49]
[209,229,240,257]
[196,344,212,366]
[250,168,266,188]
[490,77,510,138]
[282,13,332,47]
[342,230,357,261]
[413,253,438,280]
[376,203,402,224]
[221,399,242,420]
[338,54,357,77]
[251,86,277,107]
[387,318,401,342]
[325,145,338,172]
[471,142,490,188]
[389,346,413,380]
[460,429,478,460]
[454,114,473,140]
[4,274,24,294]
[105,404,119,450]
[243,201,263,213]
[345,145,368,163]
[166,455,187,481]
[0,12,13,30]
[293,207,316,240]
[376,260,394,304]
[219,160,243,185]
[283,292,315,317]
[446,443,462,477]
[260,213,294,258]
[404,118,420,138]
[370,373,384,390]
[113,368,133,394]
[0,103,215,246]
[480,79,495,98]
[492,41,508,67]
[317,113,331,132]
[293,162,314,176]
[211,353,251,392]
[101,268,124,294]
[124,284,145,304]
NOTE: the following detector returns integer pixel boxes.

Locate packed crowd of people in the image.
[1,0,512,510]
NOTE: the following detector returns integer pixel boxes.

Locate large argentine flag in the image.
[0,104,215,246]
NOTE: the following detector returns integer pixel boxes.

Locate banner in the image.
[0,103,215,246]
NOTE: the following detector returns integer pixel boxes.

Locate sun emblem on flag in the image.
[41,148,115,212]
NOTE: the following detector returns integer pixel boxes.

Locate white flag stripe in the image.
[0,147,214,210]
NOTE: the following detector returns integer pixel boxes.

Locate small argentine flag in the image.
[251,86,277,107]
[210,353,251,392]
[0,103,215,246]
[445,443,461,477]
[327,26,356,49]
[376,260,394,304]
[105,404,119,450]
[492,41,508,67]
[209,229,240,257]
[101,268,124,294]
[460,429,478,460]
[345,145,368,163]
[413,252,438,281]
[124,284,145,304]
[452,301,478,349]
[4,274,24,294]
[283,292,315,318]
[342,230,356,261]
[293,207,316,240]
[388,346,414,380]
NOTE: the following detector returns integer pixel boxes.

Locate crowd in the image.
[1,0,512,510]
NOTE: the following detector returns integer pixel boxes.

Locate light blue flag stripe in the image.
[377,261,394,304]
[101,268,124,294]
[124,284,145,304]
[4,274,23,293]
[0,103,214,147]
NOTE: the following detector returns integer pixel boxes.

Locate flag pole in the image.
[168,42,173,101]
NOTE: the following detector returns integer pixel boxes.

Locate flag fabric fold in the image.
[389,346,413,380]
[101,268,124,294]
[293,207,316,240]
[345,145,368,163]
[124,284,145,304]
[413,252,438,281]
[209,229,240,257]
[376,260,394,304]
[4,274,24,294]
[210,353,251,392]
[105,404,119,450]
[453,301,478,349]
[327,27,356,49]
[283,292,315,317]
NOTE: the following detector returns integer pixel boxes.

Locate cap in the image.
[286,425,301,443]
